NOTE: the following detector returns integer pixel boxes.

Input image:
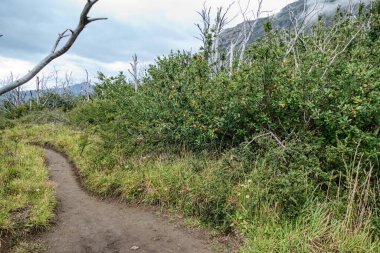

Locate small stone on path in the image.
[131,245,140,250]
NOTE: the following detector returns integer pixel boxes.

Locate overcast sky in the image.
[0,0,296,89]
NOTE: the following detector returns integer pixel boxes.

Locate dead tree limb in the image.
[82,69,91,101]
[128,54,140,92]
[237,0,263,65]
[321,24,364,79]
[211,4,233,73]
[0,0,107,95]
[195,3,212,60]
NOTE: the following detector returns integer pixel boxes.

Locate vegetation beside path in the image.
[0,130,55,252]
[1,122,378,252]
[1,2,380,252]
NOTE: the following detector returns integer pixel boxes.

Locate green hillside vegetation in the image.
[1,2,380,252]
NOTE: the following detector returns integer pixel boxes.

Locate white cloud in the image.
[0,56,35,80]
[1,0,298,91]
[68,0,297,27]
[0,54,137,90]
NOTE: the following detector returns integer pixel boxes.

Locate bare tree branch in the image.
[195,2,212,57]
[87,17,108,23]
[128,54,140,92]
[195,2,233,75]
[36,76,40,105]
[82,69,91,101]
[0,0,107,95]
[321,24,364,79]
[237,0,263,64]
[51,29,73,54]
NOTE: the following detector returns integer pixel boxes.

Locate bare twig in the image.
[268,130,287,150]
[244,132,271,148]
[0,0,107,95]
[211,4,234,73]
[51,29,73,53]
[195,3,212,54]
[82,69,91,101]
[237,0,263,65]
[321,24,364,79]
[128,54,140,92]
[195,2,233,75]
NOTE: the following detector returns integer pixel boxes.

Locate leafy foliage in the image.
[71,3,380,220]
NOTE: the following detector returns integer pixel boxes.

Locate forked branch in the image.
[0,0,107,95]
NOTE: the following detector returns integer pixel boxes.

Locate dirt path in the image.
[39,149,215,253]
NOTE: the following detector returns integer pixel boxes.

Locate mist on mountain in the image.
[220,0,371,49]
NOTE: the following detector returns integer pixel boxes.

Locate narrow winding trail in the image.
[39,149,215,253]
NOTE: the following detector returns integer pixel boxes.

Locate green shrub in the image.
[0,117,15,130]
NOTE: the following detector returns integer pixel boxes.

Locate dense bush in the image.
[0,115,15,130]
[0,90,79,121]
[70,3,380,220]
[73,10,379,154]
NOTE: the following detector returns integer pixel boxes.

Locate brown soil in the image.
[37,149,218,253]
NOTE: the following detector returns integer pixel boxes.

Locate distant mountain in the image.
[0,83,93,104]
[28,82,93,98]
[219,0,368,50]
[61,82,93,96]
[219,0,305,50]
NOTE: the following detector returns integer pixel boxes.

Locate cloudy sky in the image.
[0,0,296,89]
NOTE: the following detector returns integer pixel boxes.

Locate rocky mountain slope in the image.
[219,0,370,50]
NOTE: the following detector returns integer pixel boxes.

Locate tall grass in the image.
[0,132,55,252]
[4,123,379,252]
[238,160,379,253]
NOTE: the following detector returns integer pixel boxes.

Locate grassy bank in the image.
[0,130,55,252]
[4,123,379,252]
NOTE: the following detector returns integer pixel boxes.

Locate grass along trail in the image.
[37,148,215,253]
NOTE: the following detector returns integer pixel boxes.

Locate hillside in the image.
[220,0,369,49]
